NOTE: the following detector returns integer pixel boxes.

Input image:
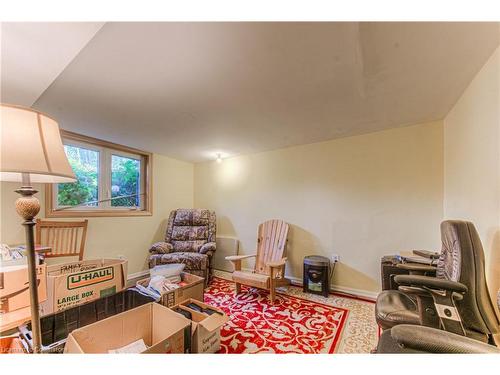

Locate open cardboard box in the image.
[136,272,204,308]
[64,302,191,353]
[0,263,47,314]
[172,298,229,354]
[41,258,127,315]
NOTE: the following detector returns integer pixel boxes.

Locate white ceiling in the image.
[2,22,499,162]
[1,22,104,106]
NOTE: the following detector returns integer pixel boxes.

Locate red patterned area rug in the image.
[204,277,349,354]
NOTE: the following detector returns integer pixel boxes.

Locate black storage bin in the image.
[19,288,155,353]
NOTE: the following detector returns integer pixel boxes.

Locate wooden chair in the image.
[226,219,290,303]
[35,219,88,261]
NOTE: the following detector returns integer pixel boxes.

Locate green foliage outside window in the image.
[111,155,140,207]
[57,145,140,208]
[58,145,98,206]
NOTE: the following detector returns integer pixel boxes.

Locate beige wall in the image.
[0,123,444,296]
[444,46,500,299]
[194,121,444,295]
[1,182,46,247]
[0,153,194,276]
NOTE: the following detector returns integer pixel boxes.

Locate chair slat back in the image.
[35,219,88,261]
[254,219,289,275]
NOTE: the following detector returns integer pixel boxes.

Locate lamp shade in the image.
[0,104,76,183]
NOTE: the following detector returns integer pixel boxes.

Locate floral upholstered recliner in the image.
[149,209,216,285]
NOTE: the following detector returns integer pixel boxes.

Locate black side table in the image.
[303,255,330,297]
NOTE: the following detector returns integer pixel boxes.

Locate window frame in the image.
[45,130,153,218]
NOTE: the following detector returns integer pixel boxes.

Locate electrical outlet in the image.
[331,254,340,263]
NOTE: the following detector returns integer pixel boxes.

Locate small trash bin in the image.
[303,255,331,297]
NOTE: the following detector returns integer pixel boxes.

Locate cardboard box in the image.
[18,288,156,353]
[64,302,191,354]
[136,272,204,308]
[173,298,228,354]
[0,263,47,313]
[0,334,27,354]
[41,258,127,315]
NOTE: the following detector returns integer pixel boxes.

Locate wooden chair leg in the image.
[269,277,275,303]
[235,282,241,294]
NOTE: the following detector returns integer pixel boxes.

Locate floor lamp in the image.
[0,104,76,353]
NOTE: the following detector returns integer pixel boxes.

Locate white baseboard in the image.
[330,285,378,301]
[127,269,149,281]
[241,267,378,301]
[287,275,378,301]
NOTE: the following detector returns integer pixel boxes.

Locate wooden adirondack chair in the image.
[226,219,290,303]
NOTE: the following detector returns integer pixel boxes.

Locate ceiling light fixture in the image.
[216,153,223,163]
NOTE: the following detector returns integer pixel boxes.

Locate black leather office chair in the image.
[376,220,500,344]
[376,325,500,354]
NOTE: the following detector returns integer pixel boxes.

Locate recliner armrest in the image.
[149,242,173,254]
[394,275,468,294]
[199,242,216,254]
[390,325,500,354]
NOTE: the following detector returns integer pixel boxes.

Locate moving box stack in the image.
[61,264,227,354]
[1,257,227,354]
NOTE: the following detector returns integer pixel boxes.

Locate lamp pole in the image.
[1,104,78,353]
[15,173,42,353]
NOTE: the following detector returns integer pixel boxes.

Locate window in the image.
[46,131,152,217]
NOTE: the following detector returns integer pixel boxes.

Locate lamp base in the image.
[15,186,40,220]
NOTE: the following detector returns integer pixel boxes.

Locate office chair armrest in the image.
[149,242,173,254]
[394,275,468,294]
[395,276,468,336]
[395,263,436,273]
[225,254,256,262]
[266,258,287,268]
[390,325,500,354]
[412,249,440,260]
[199,242,216,254]
[398,286,464,302]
